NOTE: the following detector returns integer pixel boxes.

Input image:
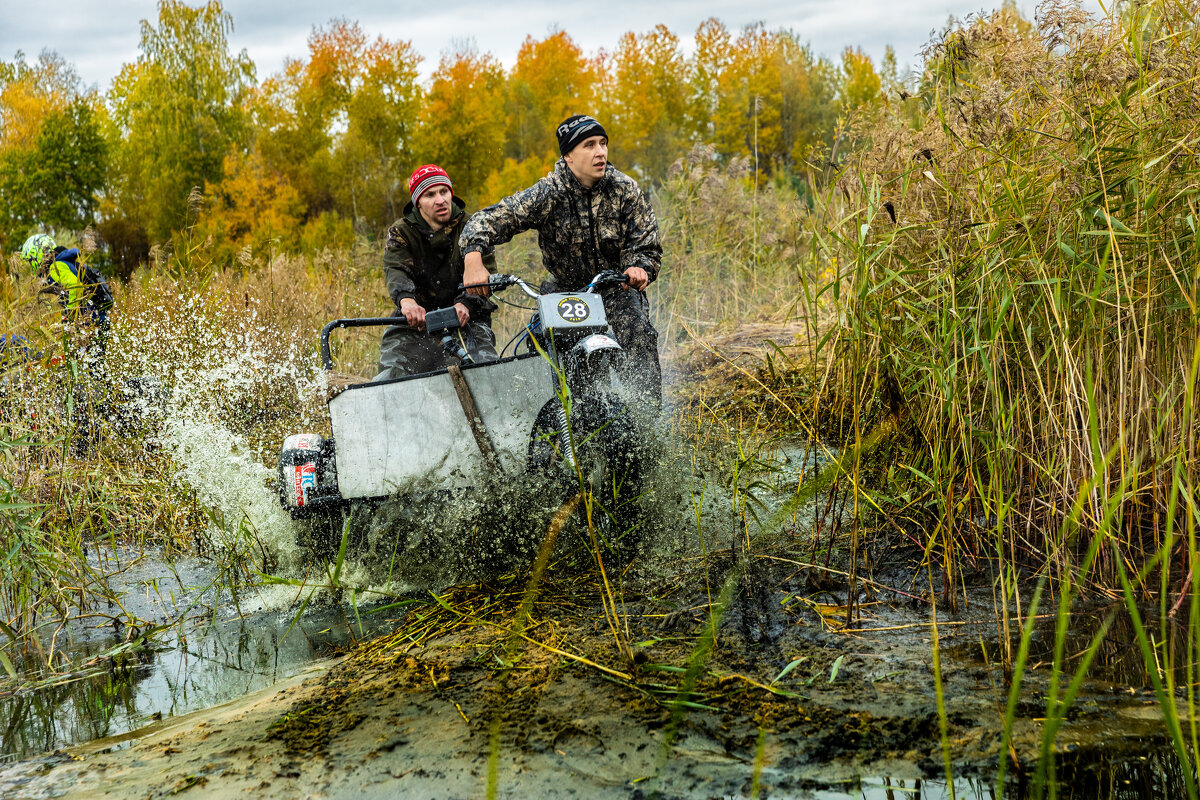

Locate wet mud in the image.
[1,559,1187,800]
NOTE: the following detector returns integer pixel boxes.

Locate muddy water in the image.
[0,557,401,761]
[0,386,1194,800]
[2,322,364,762]
[0,428,817,762]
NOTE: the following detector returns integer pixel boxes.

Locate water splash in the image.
[101,296,328,604]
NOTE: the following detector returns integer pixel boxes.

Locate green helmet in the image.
[20,233,56,271]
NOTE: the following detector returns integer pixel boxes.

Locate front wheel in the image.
[528,393,648,565]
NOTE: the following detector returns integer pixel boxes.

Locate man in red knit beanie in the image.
[376,164,497,379]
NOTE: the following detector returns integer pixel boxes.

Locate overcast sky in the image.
[4,0,1104,90]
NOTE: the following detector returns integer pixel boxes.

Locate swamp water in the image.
[1,334,1194,797]
[0,424,821,760]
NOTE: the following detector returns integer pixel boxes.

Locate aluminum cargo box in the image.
[328,352,555,499]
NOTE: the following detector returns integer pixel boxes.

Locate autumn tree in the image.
[504,31,599,164]
[250,20,421,235]
[686,19,732,145]
[334,37,422,226]
[605,25,688,182]
[1,51,85,152]
[258,19,367,215]
[839,47,882,110]
[107,0,255,243]
[0,52,106,251]
[416,46,507,209]
[194,151,304,263]
[712,26,838,179]
[465,31,604,201]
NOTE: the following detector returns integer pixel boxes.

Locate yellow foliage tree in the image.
[840,47,882,110]
[713,26,784,173]
[197,151,304,262]
[480,155,554,206]
[249,20,420,235]
[0,51,80,152]
[712,25,838,178]
[1,80,61,154]
[416,47,507,209]
[687,19,732,145]
[605,25,688,182]
[505,31,600,165]
[336,36,422,226]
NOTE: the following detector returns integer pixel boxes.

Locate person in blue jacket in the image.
[17,233,115,454]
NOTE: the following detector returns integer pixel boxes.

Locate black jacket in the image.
[383,197,496,324]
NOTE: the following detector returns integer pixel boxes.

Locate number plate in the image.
[537,292,608,332]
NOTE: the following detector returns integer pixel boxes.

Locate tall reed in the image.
[805,1,1200,792]
[813,0,1200,595]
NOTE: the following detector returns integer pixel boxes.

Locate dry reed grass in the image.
[813,0,1200,593]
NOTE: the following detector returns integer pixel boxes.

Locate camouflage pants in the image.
[376,321,498,381]
[600,287,662,406]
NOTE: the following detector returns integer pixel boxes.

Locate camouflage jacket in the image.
[459,159,661,291]
[383,197,496,325]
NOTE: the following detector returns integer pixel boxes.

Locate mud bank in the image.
[0,571,1182,800]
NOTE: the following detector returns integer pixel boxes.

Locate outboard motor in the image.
[278,433,343,518]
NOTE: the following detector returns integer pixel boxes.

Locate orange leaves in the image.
[62,13,888,252]
[251,22,422,228]
[200,18,851,245]
[301,20,368,114]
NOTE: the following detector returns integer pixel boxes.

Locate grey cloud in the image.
[5,0,1102,88]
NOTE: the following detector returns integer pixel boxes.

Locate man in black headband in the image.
[460,114,663,404]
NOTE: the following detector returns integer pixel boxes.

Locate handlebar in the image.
[320,312,480,372]
[585,270,630,291]
[460,271,629,297]
[319,272,636,371]
[460,273,541,299]
[319,317,396,371]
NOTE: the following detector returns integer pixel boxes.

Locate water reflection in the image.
[814,751,1193,798]
[1015,603,1198,690]
[948,601,1200,693]
[0,601,399,760]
